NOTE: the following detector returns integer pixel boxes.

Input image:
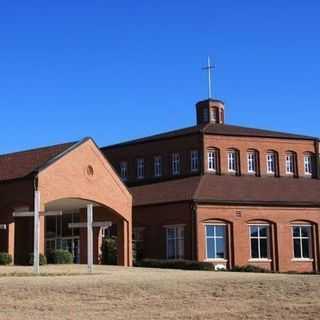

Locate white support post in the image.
[87,204,93,273]
[33,191,40,274]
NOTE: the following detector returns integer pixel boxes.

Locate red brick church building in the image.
[103,99,320,273]
[1,98,320,272]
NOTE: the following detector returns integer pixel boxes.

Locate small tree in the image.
[100,236,117,265]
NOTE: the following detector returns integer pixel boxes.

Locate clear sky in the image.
[1,1,319,154]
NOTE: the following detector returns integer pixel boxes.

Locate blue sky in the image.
[1,1,319,154]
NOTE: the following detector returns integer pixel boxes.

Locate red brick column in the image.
[7,222,15,264]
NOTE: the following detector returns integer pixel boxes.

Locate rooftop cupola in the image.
[196,99,225,125]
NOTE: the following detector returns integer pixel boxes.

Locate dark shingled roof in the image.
[130,175,320,207]
[103,123,318,149]
[0,142,76,182]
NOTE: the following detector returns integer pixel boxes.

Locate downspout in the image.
[191,202,198,261]
[315,139,320,179]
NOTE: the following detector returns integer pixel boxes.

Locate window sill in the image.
[205,259,228,263]
[248,259,272,262]
[291,258,314,262]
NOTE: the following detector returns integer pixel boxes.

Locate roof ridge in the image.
[0,141,77,158]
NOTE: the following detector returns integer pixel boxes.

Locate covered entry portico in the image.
[0,138,132,271]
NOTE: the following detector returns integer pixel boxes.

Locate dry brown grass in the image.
[0,265,319,320]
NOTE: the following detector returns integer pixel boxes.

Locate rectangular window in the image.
[120,161,128,181]
[172,153,181,176]
[166,226,184,259]
[206,224,226,260]
[304,155,313,176]
[292,225,312,259]
[209,108,217,123]
[203,108,209,122]
[227,150,237,173]
[266,152,276,174]
[247,151,257,174]
[190,150,199,172]
[249,225,270,259]
[208,150,217,172]
[286,153,294,175]
[154,156,162,177]
[136,159,144,179]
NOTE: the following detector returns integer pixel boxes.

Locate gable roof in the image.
[130,174,320,207]
[0,141,77,182]
[102,123,318,149]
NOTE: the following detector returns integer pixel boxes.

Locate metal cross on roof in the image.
[202,56,215,99]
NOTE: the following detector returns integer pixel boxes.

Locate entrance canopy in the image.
[0,137,132,271]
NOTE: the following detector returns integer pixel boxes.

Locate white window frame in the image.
[136,158,144,179]
[247,151,257,174]
[190,150,199,172]
[165,225,185,259]
[172,153,181,176]
[292,224,313,260]
[205,223,227,261]
[119,161,128,181]
[154,156,162,177]
[227,150,237,173]
[266,152,276,174]
[304,154,313,176]
[285,152,295,175]
[249,224,270,260]
[208,149,217,173]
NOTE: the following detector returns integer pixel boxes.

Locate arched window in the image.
[266,150,278,176]
[249,222,271,260]
[247,149,259,175]
[285,151,297,176]
[205,222,228,260]
[227,149,239,174]
[291,222,313,259]
[207,148,219,173]
[303,152,314,176]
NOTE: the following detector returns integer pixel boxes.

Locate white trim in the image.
[291,258,314,262]
[13,211,63,217]
[87,204,93,273]
[248,258,272,262]
[68,221,112,229]
[205,258,228,263]
[0,224,7,230]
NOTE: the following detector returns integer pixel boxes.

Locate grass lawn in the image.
[0,265,319,320]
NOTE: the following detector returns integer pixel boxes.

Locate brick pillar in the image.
[117,219,131,266]
[8,222,15,264]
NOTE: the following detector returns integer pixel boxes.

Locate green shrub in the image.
[0,252,12,265]
[232,264,271,273]
[46,249,73,264]
[136,259,215,271]
[100,237,117,265]
[28,253,47,265]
